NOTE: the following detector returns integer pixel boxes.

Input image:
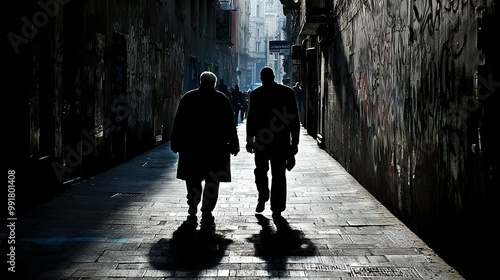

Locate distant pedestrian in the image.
[245,66,300,222]
[231,85,244,124]
[171,71,240,231]
[292,82,303,122]
[217,79,231,98]
[241,90,248,121]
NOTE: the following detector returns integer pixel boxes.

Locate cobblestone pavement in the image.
[11,121,464,279]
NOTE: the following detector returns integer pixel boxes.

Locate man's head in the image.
[260,67,275,84]
[200,71,217,89]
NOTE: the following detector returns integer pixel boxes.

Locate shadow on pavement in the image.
[148,218,233,276]
[246,214,317,274]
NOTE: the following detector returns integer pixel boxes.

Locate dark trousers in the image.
[234,107,243,123]
[234,109,240,124]
[240,106,246,121]
[185,176,220,216]
[254,151,287,213]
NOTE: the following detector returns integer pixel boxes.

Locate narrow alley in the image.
[11,122,463,279]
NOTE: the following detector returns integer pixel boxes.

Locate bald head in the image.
[260,67,275,84]
[200,71,217,89]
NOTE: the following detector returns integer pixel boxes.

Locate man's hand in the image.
[246,142,254,154]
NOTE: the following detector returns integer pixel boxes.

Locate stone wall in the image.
[309,1,499,277]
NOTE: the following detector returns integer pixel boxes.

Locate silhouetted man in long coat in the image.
[245,66,300,221]
[171,71,239,230]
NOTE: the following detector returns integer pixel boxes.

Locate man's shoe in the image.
[255,201,265,213]
[200,213,216,234]
[201,213,215,227]
[272,212,289,230]
[180,215,198,230]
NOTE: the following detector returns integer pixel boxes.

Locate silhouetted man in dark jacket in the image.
[231,85,244,124]
[245,66,300,221]
[217,79,230,98]
[171,71,240,230]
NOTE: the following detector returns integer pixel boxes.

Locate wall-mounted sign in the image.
[269,40,291,55]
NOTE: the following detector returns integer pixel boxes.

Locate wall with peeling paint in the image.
[302,0,498,277]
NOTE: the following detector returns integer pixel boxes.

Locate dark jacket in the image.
[231,89,243,108]
[171,87,239,181]
[246,81,300,154]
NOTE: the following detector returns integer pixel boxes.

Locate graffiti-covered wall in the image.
[6,0,228,213]
[310,0,498,278]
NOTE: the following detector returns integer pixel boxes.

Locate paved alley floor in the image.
[9,121,464,279]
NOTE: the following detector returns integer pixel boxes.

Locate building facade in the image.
[246,0,286,88]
